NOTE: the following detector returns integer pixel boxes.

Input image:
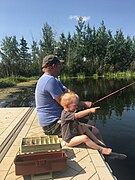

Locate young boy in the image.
[60,91,112,155]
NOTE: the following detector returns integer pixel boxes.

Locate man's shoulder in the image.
[39,74,55,83]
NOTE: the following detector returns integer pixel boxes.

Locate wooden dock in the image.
[0,108,116,180]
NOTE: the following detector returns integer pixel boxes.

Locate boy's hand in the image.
[89,106,100,113]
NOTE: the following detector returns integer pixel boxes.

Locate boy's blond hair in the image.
[61,91,79,108]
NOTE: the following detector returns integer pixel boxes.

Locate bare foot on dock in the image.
[99,147,112,155]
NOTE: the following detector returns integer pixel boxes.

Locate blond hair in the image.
[61,91,79,108]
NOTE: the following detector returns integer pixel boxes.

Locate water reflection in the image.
[62,78,135,180]
[62,78,135,121]
[0,87,36,107]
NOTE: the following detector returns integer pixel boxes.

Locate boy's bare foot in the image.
[99,147,112,155]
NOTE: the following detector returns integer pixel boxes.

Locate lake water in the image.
[1,78,135,180]
[63,78,135,180]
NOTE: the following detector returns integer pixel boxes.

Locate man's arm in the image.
[79,101,93,108]
[54,96,62,104]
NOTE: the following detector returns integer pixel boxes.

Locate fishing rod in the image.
[93,81,135,105]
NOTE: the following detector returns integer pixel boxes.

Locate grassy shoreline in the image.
[0,71,135,88]
[100,71,135,79]
[61,71,135,80]
[0,76,39,88]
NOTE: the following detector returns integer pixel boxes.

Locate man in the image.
[35,54,97,136]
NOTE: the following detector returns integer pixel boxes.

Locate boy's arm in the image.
[75,107,100,119]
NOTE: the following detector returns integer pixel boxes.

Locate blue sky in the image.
[0,0,135,47]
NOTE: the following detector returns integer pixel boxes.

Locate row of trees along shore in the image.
[0,17,135,78]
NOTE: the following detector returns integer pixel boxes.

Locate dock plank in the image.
[0,108,115,180]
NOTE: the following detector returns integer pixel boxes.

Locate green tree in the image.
[57,32,67,60]
[1,21,135,77]
[19,37,31,76]
[123,36,135,70]
[0,36,20,76]
[31,40,40,75]
[39,22,56,58]
[105,30,126,72]
[129,37,135,70]
[75,17,86,62]
[83,25,97,74]
[70,16,87,75]
[95,21,110,73]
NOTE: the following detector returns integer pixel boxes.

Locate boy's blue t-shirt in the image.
[35,73,66,127]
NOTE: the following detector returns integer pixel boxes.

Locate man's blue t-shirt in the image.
[35,73,66,127]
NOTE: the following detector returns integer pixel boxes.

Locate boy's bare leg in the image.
[65,135,112,155]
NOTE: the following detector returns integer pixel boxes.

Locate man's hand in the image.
[83,101,93,108]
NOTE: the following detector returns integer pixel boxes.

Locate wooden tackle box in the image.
[14,135,67,176]
[14,150,67,176]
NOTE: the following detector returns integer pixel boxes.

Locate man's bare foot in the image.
[100,147,112,155]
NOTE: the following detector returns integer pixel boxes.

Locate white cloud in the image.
[69,15,80,21]
[69,15,90,22]
[83,16,90,21]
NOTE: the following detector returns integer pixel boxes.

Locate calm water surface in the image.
[1,78,135,180]
[64,78,135,180]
